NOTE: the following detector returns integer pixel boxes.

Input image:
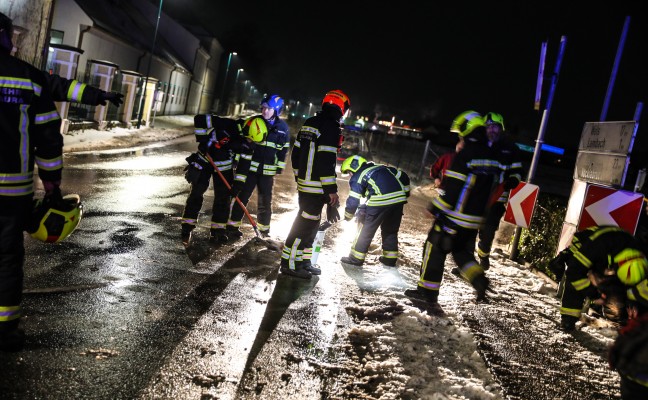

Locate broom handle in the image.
[203,152,260,233]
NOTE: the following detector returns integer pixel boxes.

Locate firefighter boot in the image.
[181,224,193,246]
[404,287,438,304]
[302,260,321,275]
[340,256,364,267]
[472,274,490,303]
[0,326,25,352]
[280,262,313,279]
[379,256,397,267]
[226,226,243,240]
[210,229,229,243]
[479,255,490,271]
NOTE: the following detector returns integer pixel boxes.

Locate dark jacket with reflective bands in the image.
[248,117,289,176]
[291,108,341,195]
[45,74,103,105]
[560,225,648,319]
[193,114,254,181]
[344,162,410,218]
[1,52,63,205]
[430,127,500,230]
[490,136,524,204]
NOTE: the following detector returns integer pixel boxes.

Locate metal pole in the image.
[136,0,163,129]
[510,36,567,261]
[417,140,432,182]
[218,52,235,114]
[600,16,630,121]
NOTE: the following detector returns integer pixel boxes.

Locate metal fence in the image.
[364,131,453,185]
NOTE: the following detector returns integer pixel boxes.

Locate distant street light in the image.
[308,102,313,116]
[218,51,237,113]
[136,0,163,129]
[233,68,243,102]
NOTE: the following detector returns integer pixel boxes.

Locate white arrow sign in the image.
[508,183,539,228]
[584,191,635,226]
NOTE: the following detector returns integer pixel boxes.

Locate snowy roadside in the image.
[322,181,621,399]
[62,115,195,153]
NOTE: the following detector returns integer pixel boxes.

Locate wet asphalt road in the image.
[0,135,622,399]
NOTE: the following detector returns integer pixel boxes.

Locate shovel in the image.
[204,153,284,252]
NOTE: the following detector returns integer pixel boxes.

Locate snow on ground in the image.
[62,115,195,153]
[62,118,621,399]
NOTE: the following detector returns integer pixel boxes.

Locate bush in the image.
[516,194,567,279]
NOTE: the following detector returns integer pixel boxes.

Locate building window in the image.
[50,30,64,45]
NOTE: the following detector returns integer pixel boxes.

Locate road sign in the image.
[573,152,629,186]
[577,184,644,234]
[578,121,637,153]
[504,182,540,228]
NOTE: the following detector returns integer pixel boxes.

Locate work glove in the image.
[198,142,208,154]
[548,256,567,282]
[326,203,341,224]
[42,180,62,201]
[503,176,520,191]
[560,315,579,332]
[98,91,124,107]
[355,207,366,224]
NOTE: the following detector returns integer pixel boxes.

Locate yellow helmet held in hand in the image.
[242,116,268,143]
[341,155,367,174]
[450,110,484,137]
[614,248,648,285]
[28,194,83,243]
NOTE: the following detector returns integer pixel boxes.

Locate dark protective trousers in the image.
[349,203,404,262]
[477,202,506,258]
[229,173,274,232]
[0,199,30,332]
[281,193,327,270]
[417,220,484,296]
[181,168,233,230]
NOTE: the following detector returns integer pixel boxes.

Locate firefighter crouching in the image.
[549,225,648,398]
[339,155,410,267]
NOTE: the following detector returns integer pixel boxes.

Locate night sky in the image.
[160,1,647,153]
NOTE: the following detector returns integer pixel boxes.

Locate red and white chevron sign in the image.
[504,182,539,228]
[578,184,644,234]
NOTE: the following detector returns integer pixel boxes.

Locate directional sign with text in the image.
[578,121,636,153]
[577,184,644,234]
[504,182,540,228]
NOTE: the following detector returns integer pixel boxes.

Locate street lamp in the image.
[136,0,163,128]
[242,80,250,105]
[218,51,237,113]
[233,68,243,102]
[308,102,313,117]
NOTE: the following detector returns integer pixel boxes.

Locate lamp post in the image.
[234,68,243,102]
[218,51,236,114]
[242,80,250,104]
[136,0,163,129]
[308,102,313,117]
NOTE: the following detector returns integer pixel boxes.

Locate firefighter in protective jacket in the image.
[340,156,410,267]
[404,111,499,304]
[226,95,290,238]
[180,115,266,245]
[280,90,350,279]
[550,225,648,331]
[1,11,63,351]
